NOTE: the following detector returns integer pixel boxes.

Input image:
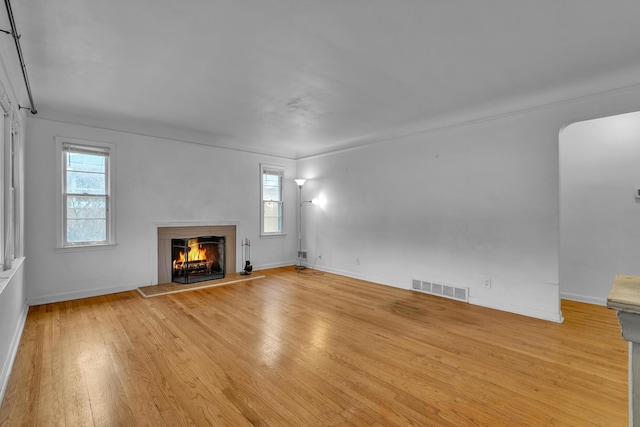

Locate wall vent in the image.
[443,285,454,298]
[411,278,469,303]
[432,283,443,296]
[421,281,431,293]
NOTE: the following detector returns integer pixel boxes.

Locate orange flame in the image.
[173,239,212,269]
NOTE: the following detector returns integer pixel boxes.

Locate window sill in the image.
[260,233,287,239]
[0,256,25,295]
[55,243,118,253]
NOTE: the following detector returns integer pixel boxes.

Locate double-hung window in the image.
[0,104,22,270]
[59,139,114,247]
[261,164,285,236]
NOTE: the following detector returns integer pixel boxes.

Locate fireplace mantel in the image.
[155,223,238,285]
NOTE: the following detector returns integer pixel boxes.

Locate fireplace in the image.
[157,224,236,285]
[171,236,225,284]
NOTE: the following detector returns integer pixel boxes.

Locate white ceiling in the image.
[2,1,640,159]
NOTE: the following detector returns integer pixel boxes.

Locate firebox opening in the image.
[171,236,225,284]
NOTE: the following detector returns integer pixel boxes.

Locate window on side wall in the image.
[4,114,21,266]
[0,102,23,277]
[57,138,115,248]
[261,164,285,236]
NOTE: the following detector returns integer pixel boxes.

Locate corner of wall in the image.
[0,260,28,405]
[0,300,27,404]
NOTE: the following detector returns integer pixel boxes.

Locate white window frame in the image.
[3,112,19,267]
[13,114,24,260]
[0,95,25,289]
[56,137,116,249]
[260,163,286,237]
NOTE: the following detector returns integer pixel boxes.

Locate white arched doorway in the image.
[559,111,640,305]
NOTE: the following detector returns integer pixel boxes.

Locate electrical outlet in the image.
[483,277,492,289]
[355,257,360,265]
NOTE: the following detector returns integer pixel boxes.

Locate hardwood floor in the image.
[0,267,628,426]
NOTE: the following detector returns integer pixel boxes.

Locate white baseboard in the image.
[28,264,293,305]
[560,292,607,306]
[0,301,28,405]
[27,282,142,306]
[253,260,296,271]
[311,265,564,323]
[469,296,564,323]
[311,264,407,289]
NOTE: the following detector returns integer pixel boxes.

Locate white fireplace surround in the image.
[152,221,240,286]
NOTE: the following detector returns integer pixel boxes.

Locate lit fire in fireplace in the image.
[174,240,205,263]
[173,239,213,272]
[171,236,225,284]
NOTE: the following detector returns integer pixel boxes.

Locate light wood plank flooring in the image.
[0,267,628,426]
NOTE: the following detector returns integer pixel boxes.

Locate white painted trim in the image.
[27,281,141,306]
[296,81,640,161]
[54,136,117,249]
[53,243,118,253]
[469,296,564,323]
[0,299,28,405]
[560,292,607,306]
[312,264,412,290]
[253,260,296,271]
[311,264,564,323]
[0,256,24,295]
[260,163,287,236]
[35,117,296,160]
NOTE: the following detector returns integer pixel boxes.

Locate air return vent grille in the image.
[421,281,431,293]
[411,278,468,303]
[432,283,443,296]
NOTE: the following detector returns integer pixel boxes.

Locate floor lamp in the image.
[294,178,308,270]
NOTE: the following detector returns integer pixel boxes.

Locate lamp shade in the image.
[294,178,307,187]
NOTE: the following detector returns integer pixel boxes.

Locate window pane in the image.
[67,152,106,173]
[263,201,282,233]
[263,201,282,217]
[67,219,106,243]
[66,196,107,242]
[260,165,284,235]
[262,173,281,201]
[67,171,106,194]
[263,218,281,233]
[67,196,106,219]
[61,142,113,246]
[263,185,280,201]
[66,151,107,195]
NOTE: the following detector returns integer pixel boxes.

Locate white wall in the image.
[560,111,640,305]
[0,44,28,404]
[0,260,27,404]
[298,86,640,322]
[24,118,297,304]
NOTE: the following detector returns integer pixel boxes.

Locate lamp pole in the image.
[294,179,307,270]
